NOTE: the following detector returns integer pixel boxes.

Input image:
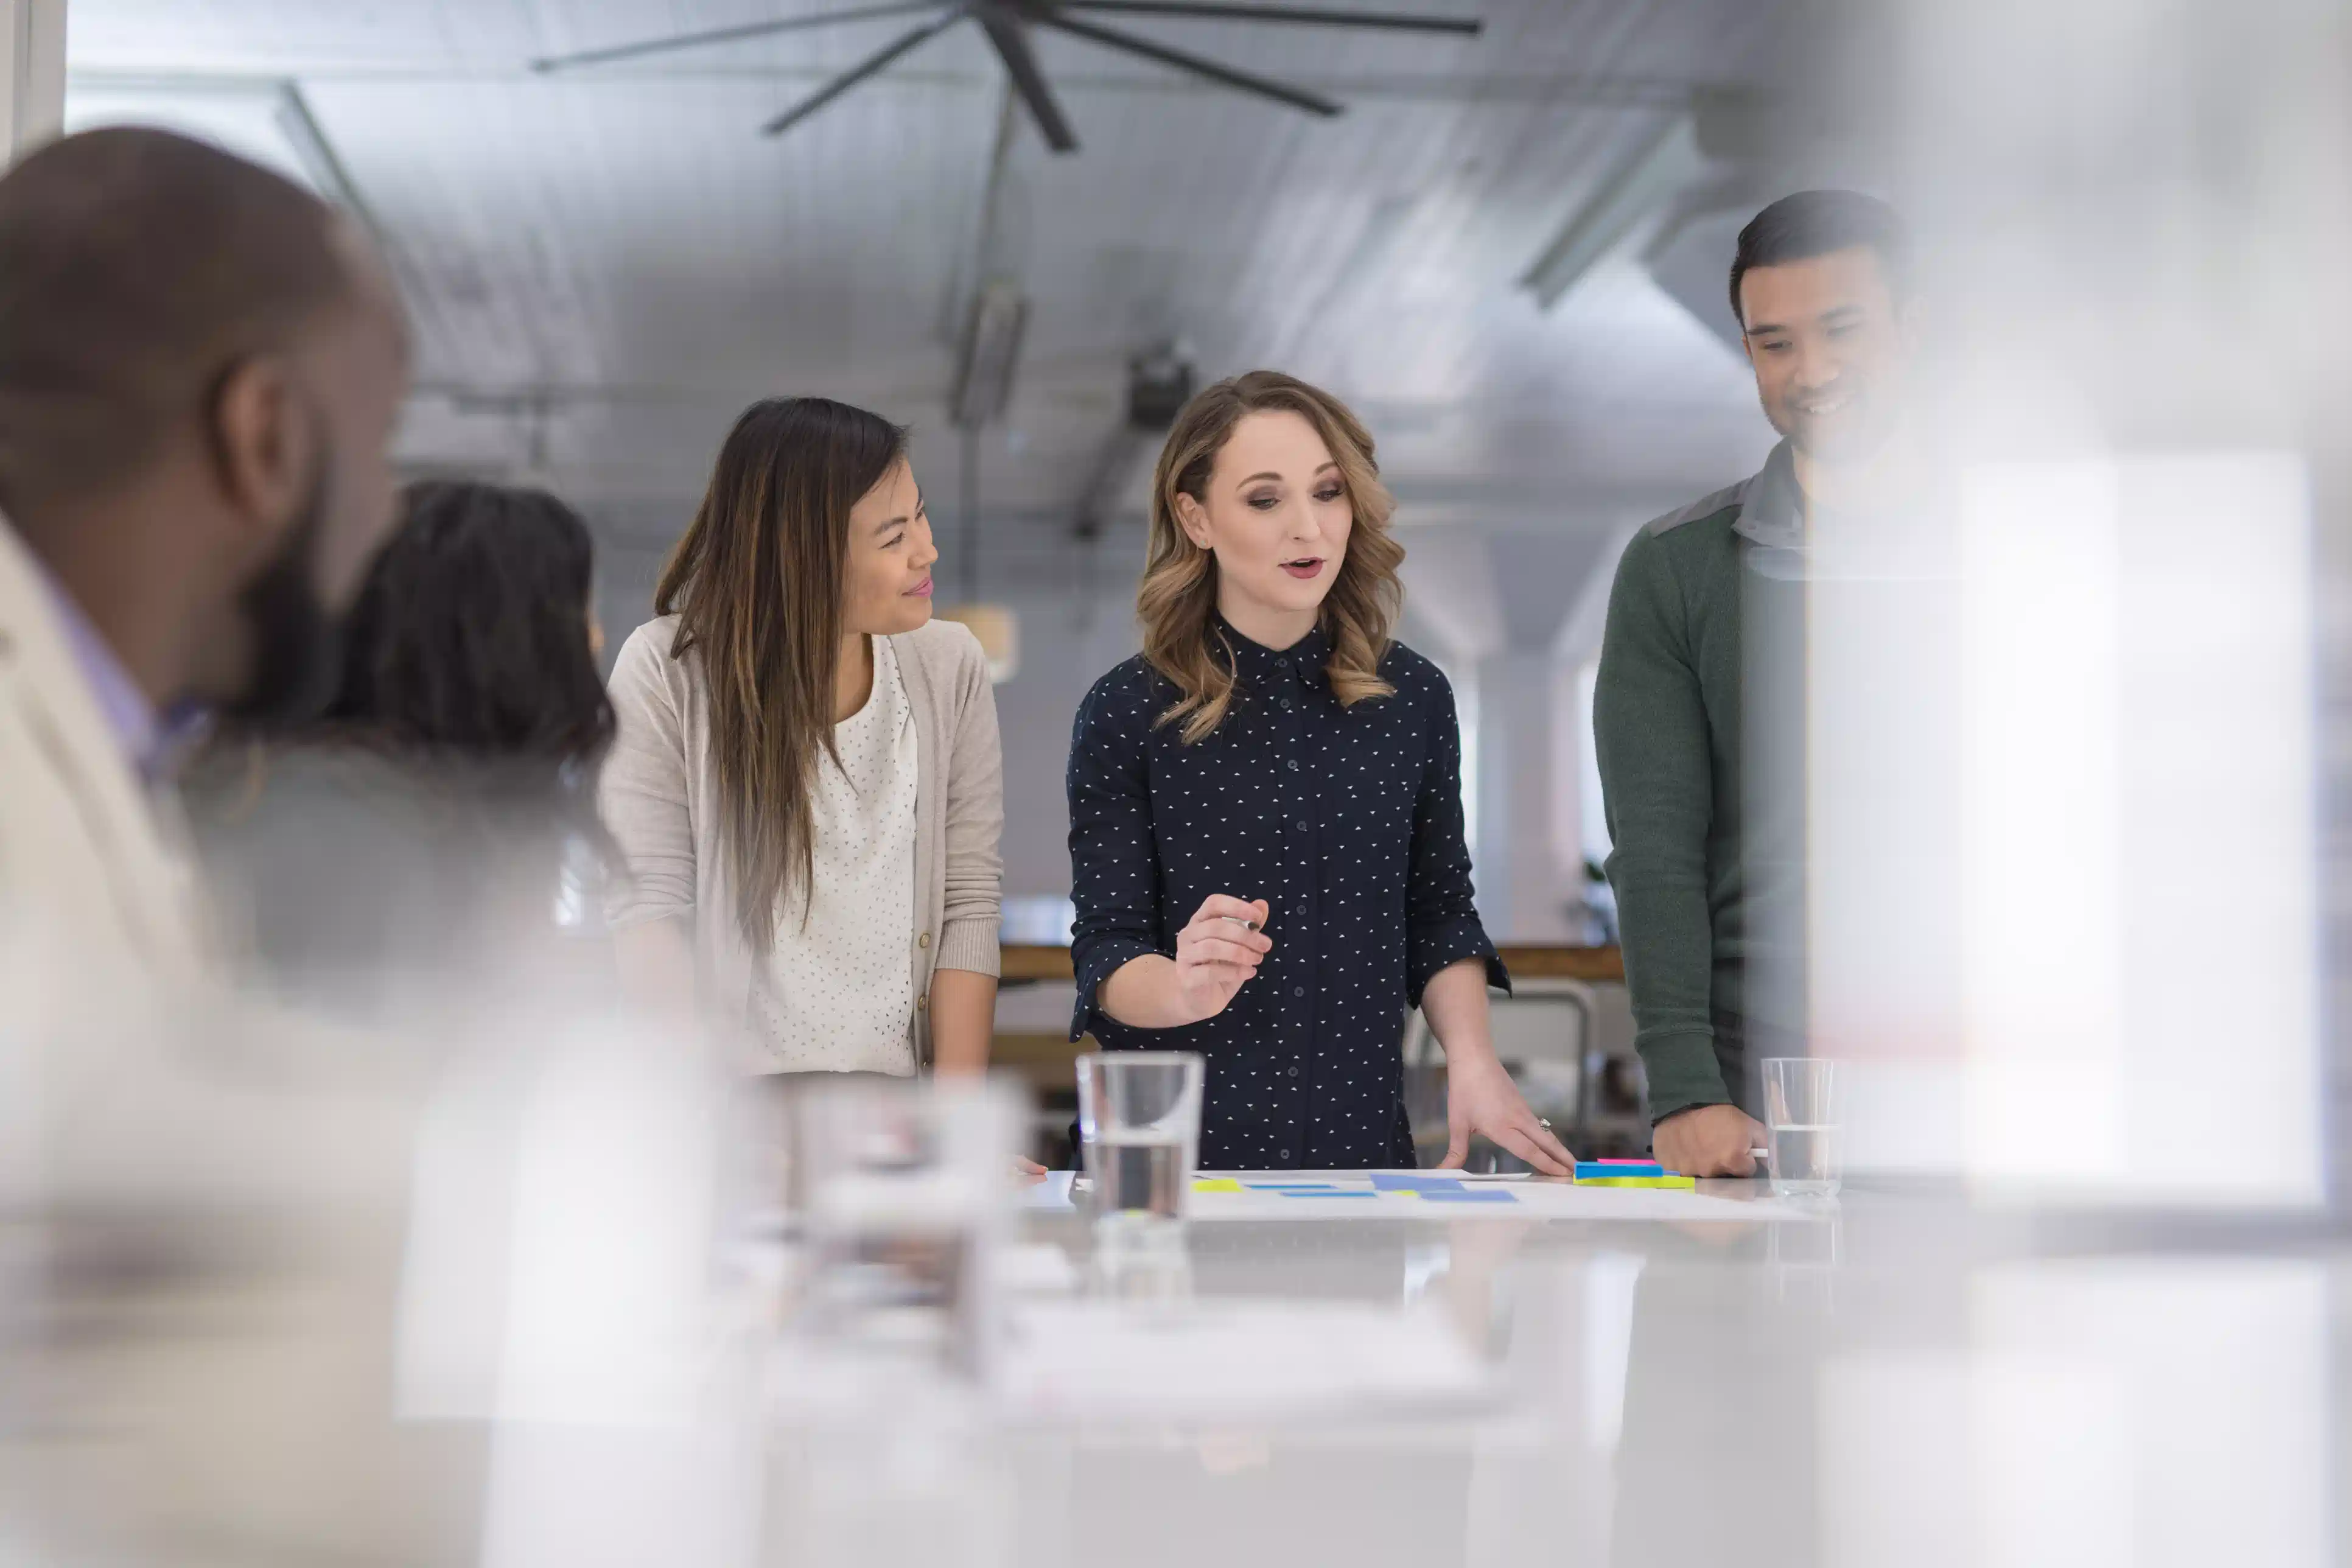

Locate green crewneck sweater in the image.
[1593,444,1808,1124]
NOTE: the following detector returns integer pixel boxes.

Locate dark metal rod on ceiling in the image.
[1051,1,1481,35]
[761,8,972,135]
[959,424,981,603]
[532,0,944,72]
[975,11,1080,152]
[1035,10,1346,117]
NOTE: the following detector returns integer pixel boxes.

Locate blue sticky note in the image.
[1247,1182,1343,1192]
[1371,1173,1469,1194]
[1577,1161,1664,1179]
[1281,1188,1377,1199]
[1418,1188,1516,1204]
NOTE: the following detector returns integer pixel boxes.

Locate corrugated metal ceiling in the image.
[66,0,1807,535]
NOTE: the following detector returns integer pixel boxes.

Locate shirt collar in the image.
[1732,440,1807,551]
[1215,617,1331,688]
[30,556,167,772]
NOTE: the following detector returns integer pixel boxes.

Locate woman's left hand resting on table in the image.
[1421,957,1577,1176]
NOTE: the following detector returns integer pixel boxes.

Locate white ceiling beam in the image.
[1519,110,1707,311]
[0,0,65,162]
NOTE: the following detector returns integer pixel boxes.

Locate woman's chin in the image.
[849,602,934,639]
[1261,573,1335,612]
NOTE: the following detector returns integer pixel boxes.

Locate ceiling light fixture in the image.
[534,2,1483,156]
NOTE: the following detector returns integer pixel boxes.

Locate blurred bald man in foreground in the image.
[0,131,755,1568]
[0,125,408,976]
[0,130,475,1566]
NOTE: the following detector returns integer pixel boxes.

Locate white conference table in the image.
[763,1174,2351,1568]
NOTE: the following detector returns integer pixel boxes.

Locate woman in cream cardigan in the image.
[600,397,1004,1075]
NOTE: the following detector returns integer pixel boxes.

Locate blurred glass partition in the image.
[1793,0,2347,1208]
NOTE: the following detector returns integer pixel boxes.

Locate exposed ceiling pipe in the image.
[939,85,1033,683]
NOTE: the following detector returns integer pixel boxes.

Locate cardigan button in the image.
[916,995,928,1012]
[919,931,932,949]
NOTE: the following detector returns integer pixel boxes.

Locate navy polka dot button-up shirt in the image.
[1066,621,1509,1171]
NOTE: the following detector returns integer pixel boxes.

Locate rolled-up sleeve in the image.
[1065,676,1161,1040]
[1404,670,1508,1006]
[598,628,696,930]
[936,630,1003,978]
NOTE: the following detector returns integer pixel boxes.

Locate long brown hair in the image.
[656,397,906,948]
[1139,370,1404,743]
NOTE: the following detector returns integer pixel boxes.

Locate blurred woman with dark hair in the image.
[188,479,618,1020]
[599,397,1004,1077]
[324,479,616,766]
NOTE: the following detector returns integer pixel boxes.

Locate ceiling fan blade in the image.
[1035,10,1343,117]
[533,1,945,72]
[1053,1,1479,36]
[975,12,1081,152]
[760,8,968,136]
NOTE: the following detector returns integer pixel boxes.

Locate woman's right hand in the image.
[1170,895,1272,1024]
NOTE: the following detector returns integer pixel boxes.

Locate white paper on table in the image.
[1181,1172,1816,1222]
[1018,1169,1077,1212]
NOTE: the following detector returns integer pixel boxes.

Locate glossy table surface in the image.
[786,1177,2350,1568]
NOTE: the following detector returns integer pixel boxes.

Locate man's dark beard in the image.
[220,458,344,726]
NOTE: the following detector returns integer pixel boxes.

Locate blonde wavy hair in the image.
[1138,370,1404,743]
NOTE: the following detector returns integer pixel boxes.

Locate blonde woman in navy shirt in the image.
[1067,371,1575,1175]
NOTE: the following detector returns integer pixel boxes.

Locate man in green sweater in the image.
[1594,190,1917,1177]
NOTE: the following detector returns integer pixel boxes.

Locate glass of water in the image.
[1762,1057,1841,1197]
[1076,1052,1203,1233]
[787,1075,1020,1380]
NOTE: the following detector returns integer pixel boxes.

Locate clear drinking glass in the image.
[1076,1052,1203,1233]
[1762,1057,1841,1196]
[787,1075,1020,1379]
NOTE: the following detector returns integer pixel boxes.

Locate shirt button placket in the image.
[1284,657,1318,1161]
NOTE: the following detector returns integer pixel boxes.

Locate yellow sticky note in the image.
[1191,1178,1244,1194]
[1578,1175,1696,1190]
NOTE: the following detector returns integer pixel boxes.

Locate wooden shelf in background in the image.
[990,1029,1091,1092]
[999,943,1623,986]
[1001,945,1079,982]
[1493,944,1625,983]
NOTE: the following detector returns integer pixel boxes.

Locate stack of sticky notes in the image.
[1571,1158,1696,1191]
[1369,1173,1514,1203]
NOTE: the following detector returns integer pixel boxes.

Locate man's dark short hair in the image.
[0,127,356,511]
[1729,189,1911,327]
